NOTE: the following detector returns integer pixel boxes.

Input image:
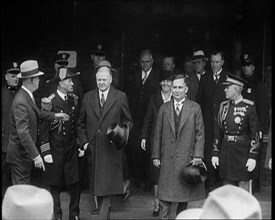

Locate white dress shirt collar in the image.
[174,97,185,111]
[57,89,67,101]
[142,68,152,79]
[161,91,172,103]
[22,85,35,103]
[98,87,110,101]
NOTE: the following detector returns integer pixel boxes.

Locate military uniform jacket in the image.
[213,97,259,181]
[38,91,80,186]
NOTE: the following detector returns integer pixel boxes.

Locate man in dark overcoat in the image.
[212,74,259,193]
[6,60,69,185]
[77,60,133,220]
[38,68,81,220]
[126,49,160,190]
[152,74,205,219]
[196,50,228,194]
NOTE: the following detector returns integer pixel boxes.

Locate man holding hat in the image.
[77,60,133,219]
[152,74,205,219]
[80,44,106,94]
[38,68,81,220]
[2,62,21,196]
[6,60,69,185]
[212,73,259,193]
[186,49,208,101]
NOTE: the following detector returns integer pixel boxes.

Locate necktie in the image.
[214,74,219,84]
[64,95,67,102]
[142,71,147,84]
[176,103,181,116]
[100,93,105,107]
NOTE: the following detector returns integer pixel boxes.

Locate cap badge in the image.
[97,44,102,50]
[244,54,248,60]
[13,62,18,68]
[59,68,67,80]
[62,54,66,59]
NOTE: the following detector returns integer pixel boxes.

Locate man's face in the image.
[162,57,175,71]
[211,53,224,73]
[224,84,238,100]
[96,67,112,92]
[5,73,19,87]
[140,54,153,72]
[32,76,40,91]
[160,79,172,93]
[192,59,206,74]
[242,64,255,78]
[91,54,105,67]
[172,78,188,102]
[61,78,74,93]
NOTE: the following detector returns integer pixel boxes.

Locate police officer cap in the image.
[179,162,207,187]
[6,62,20,75]
[54,67,79,82]
[240,53,255,66]
[91,44,106,56]
[55,52,70,66]
[223,73,246,87]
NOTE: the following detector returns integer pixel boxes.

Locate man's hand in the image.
[268,158,272,170]
[44,155,53,163]
[78,148,85,157]
[141,139,146,151]
[153,159,160,168]
[246,158,256,172]
[211,156,219,169]
[34,155,45,171]
[55,113,70,121]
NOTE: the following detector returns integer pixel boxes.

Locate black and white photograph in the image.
[2,1,271,219]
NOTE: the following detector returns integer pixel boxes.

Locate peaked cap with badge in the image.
[91,44,106,56]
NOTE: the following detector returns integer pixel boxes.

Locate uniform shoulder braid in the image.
[242,98,254,105]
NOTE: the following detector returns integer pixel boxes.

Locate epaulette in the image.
[220,100,230,107]
[243,99,254,105]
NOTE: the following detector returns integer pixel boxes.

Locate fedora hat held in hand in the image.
[107,122,129,150]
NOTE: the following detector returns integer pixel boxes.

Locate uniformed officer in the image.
[38,68,81,220]
[211,73,259,193]
[80,44,106,94]
[240,52,269,134]
[2,62,20,197]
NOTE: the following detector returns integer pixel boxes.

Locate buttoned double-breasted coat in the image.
[152,98,206,202]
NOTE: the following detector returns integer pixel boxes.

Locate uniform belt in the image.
[224,135,248,142]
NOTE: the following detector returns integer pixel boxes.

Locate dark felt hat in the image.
[240,53,255,66]
[159,70,174,82]
[222,73,246,87]
[6,62,20,75]
[91,44,106,56]
[96,60,116,73]
[107,123,129,150]
[179,162,207,187]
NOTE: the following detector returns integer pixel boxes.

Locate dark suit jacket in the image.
[77,85,133,196]
[127,67,160,129]
[186,72,207,101]
[6,88,55,167]
[196,69,228,159]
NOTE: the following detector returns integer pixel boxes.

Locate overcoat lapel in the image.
[177,100,192,137]
[89,90,101,118]
[164,101,175,137]
[99,86,117,125]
